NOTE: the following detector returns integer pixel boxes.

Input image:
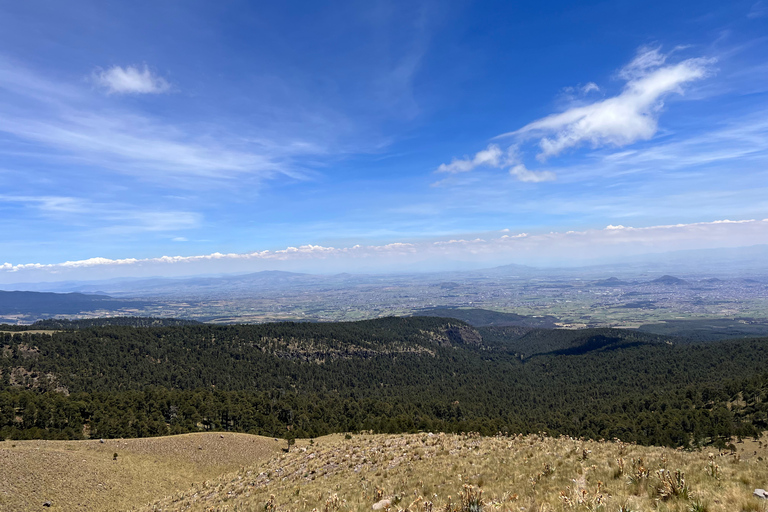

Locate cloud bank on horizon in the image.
[2,219,767,282]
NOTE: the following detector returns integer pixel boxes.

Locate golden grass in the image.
[0,432,282,511]
[4,431,768,511]
[144,433,768,512]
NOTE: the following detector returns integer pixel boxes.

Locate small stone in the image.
[99,439,105,444]
[43,501,52,507]
[372,499,391,510]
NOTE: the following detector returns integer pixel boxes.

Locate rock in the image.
[755,489,768,499]
[99,439,105,443]
[372,499,391,510]
[43,501,52,507]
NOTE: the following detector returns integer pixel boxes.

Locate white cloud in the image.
[94,65,170,94]
[436,47,713,182]
[436,144,503,173]
[581,82,600,94]
[508,47,714,160]
[509,164,556,183]
[436,144,554,183]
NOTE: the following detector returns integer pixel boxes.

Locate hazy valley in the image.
[3,252,768,335]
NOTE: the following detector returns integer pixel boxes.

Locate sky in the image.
[0,0,767,282]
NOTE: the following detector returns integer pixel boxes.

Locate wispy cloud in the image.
[748,1,767,18]
[435,144,555,183]
[569,112,768,181]
[93,65,170,94]
[0,194,200,234]
[0,195,90,214]
[0,57,319,185]
[509,164,556,183]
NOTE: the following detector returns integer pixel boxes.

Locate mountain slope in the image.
[0,290,143,319]
[3,317,768,447]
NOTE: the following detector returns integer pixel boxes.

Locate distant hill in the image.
[637,318,768,342]
[413,307,559,327]
[479,326,670,357]
[650,275,689,285]
[592,277,629,286]
[0,290,143,318]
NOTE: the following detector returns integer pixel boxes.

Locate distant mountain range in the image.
[1,250,766,325]
[5,265,756,299]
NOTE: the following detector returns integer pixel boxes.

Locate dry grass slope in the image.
[0,432,282,511]
[144,433,768,512]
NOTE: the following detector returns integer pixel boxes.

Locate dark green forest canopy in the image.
[0,316,201,330]
[1,316,767,448]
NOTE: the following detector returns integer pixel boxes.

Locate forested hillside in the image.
[1,317,767,448]
[1,316,202,330]
[0,290,143,317]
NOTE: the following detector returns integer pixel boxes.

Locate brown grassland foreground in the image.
[142,432,768,512]
[3,432,768,511]
[0,432,282,511]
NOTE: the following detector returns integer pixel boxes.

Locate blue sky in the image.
[1,0,767,281]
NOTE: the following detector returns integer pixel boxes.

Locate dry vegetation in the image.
[4,431,768,511]
[144,433,768,512]
[0,432,282,511]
